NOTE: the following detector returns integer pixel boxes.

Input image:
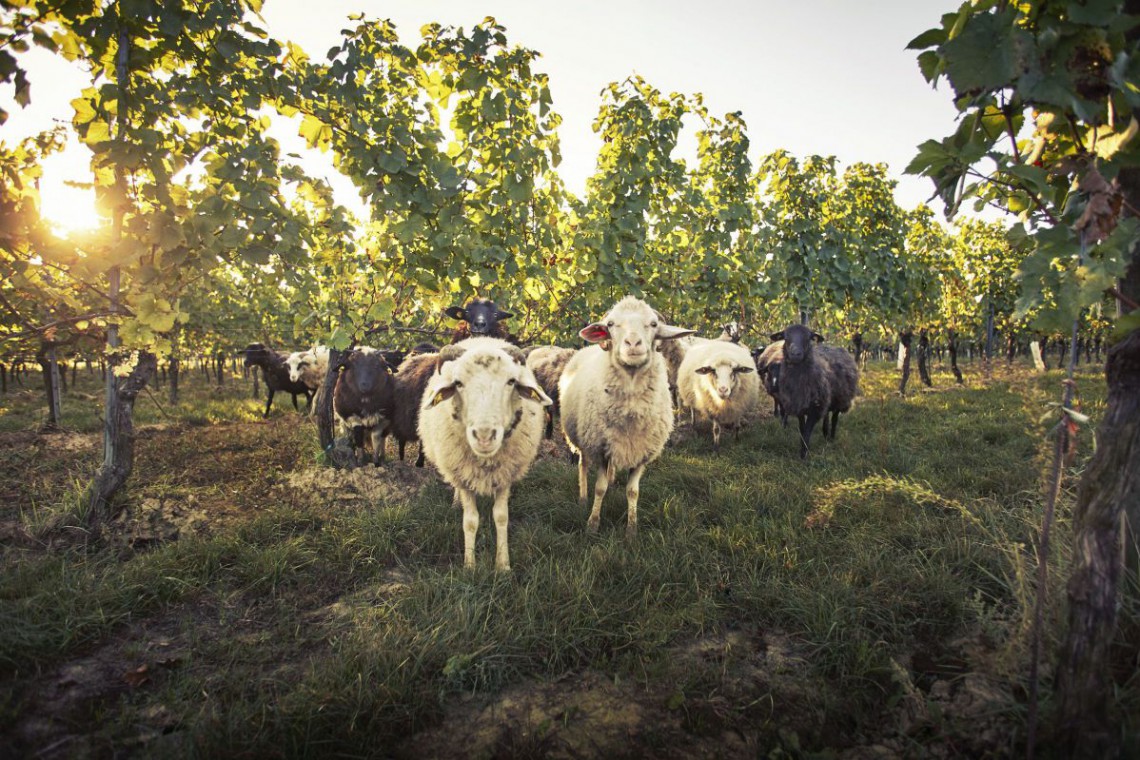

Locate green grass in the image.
[0,357,1132,757]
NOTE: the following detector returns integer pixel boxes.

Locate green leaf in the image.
[907,27,947,51]
[939,10,1033,96]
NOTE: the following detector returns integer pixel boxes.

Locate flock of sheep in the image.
[241,296,859,570]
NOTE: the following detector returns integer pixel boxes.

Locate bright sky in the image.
[2,0,965,230]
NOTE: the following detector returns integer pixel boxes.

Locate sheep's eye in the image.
[650,321,658,328]
[507,378,517,386]
[606,320,614,327]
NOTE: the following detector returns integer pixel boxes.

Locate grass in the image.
[0,355,1132,758]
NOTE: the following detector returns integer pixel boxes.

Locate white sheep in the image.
[559,296,695,537]
[417,337,552,570]
[677,340,760,451]
[285,345,330,391]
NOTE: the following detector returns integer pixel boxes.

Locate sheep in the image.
[655,337,688,407]
[242,343,314,418]
[445,298,515,343]
[383,350,440,467]
[524,345,576,439]
[559,297,695,537]
[332,347,396,467]
[285,345,330,392]
[768,324,858,458]
[817,344,859,441]
[752,342,785,421]
[418,337,552,570]
[677,340,760,452]
[717,321,744,342]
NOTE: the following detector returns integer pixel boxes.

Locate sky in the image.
[2,0,966,229]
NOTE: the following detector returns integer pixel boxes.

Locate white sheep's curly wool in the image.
[417,339,550,497]
[678,339,761,442]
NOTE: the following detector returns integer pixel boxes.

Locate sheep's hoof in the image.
[495,563,512,572]
[586,516,600,534]
[625,523,638,539]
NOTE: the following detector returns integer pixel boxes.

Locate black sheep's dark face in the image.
[345,349,391,396]
[446,299,513,336]
[242,343,268,367]
[771,325,822,365]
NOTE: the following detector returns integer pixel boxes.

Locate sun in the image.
[38,152,104,235]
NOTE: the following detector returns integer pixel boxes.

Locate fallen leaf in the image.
[123,664,151,688]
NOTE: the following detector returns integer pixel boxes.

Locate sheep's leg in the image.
[544,410,554,439]
[828,410,840,440]
[398,438,406,461]
[822,413,830,438]
[577,451,590,508]
[371,428,386,466]
[492,487,511,571]
[798,410,821,459]
[415,446,425,468]
[625,463,645,539]
[587,457,613,534]
[263,388,274,418]
[352,427,365,468]
[458,488,479,568]
[291,392,300,411]
[712,421,721,453]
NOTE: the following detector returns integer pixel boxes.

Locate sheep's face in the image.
[446,298,513,337]
[242,343,270,368]
[581,297,695,369]
[764,361,781,393]
[286,351,314,383]
[429,347,551,458]
[695,360,755,401]
[771,325,822,365]
[341,348,393,400]
[721,322,743,342]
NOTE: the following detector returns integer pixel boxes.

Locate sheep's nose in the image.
[717,385,731,397]
[473,427,498,444]
[625,337,643,348]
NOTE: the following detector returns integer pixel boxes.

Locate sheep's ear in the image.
[733,365,755,374]
[770,331,785,341]
[655,324,696,341]
[695,366,716,375]
[580,323,610,344]
[495,309,513,321]
[428,384,458,407]
[444,306,467,321]
[516,383,553,407]
[811,332,825,343]
[502,345,526,365]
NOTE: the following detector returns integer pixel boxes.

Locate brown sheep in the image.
[524,345,576,439]
[384,352,439,466]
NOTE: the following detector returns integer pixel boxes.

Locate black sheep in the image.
[332,348,396,467]
[817,344,859,441]
[767,325,839,458]
[752,342,786,423]
[242,343,314,418]
[445,298,514,343]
